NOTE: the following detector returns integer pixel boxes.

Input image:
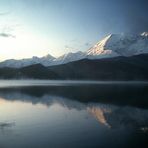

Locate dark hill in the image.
[0,54,148,80]
[48,54,148,80]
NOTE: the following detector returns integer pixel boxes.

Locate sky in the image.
[0,0,147,61]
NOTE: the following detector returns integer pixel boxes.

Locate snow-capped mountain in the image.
[87,32,148,59]
[0,54,55,68]
[86,34,120,59]
[0,32,148,68]
[53,51,86,65]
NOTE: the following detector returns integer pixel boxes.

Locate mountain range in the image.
[0,32,148,80]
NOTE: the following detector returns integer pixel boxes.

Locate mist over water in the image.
[0,80,148,87]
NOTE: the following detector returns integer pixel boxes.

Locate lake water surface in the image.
[0,80,148,148]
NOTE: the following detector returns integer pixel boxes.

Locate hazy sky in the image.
[0,0,147,60]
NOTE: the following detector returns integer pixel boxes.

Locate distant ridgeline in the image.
[0,33,148,80]
[0,54,148,80]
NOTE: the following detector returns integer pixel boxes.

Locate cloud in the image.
[64,45,74,50]
[0,32,15,38]
[85,42,92,46]
[64,41,92,53]
[65,45,70,49]
[0,122,15,129]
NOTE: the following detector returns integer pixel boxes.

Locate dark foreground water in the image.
[0,80,148,148]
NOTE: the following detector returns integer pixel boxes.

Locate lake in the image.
[0,80,148,148]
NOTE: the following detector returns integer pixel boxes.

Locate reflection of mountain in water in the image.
[0,84,148,108]
[87,105,112,127]
[0,87,148,132]
[88,105,148,131]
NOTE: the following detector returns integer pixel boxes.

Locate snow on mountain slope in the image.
[37,54,55,66]
[0,51,85,68]
[86,34,120,59]
[87,32,148,59]
[0,54,55,68]
[53,51,86,65]
[0,32,148,68]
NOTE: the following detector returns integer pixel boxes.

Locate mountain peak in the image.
[86,34,120,58]
[87,32,148,58]
[54,51,86,65]
[0,32,148,68]
[32,56,39,60]
[43,54,55,60]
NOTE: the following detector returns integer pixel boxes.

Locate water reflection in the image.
[88,105,112,128]
[0,89,148,131]
[88,105,148,131]
[0,84,148,108]
[0,84,148,148]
